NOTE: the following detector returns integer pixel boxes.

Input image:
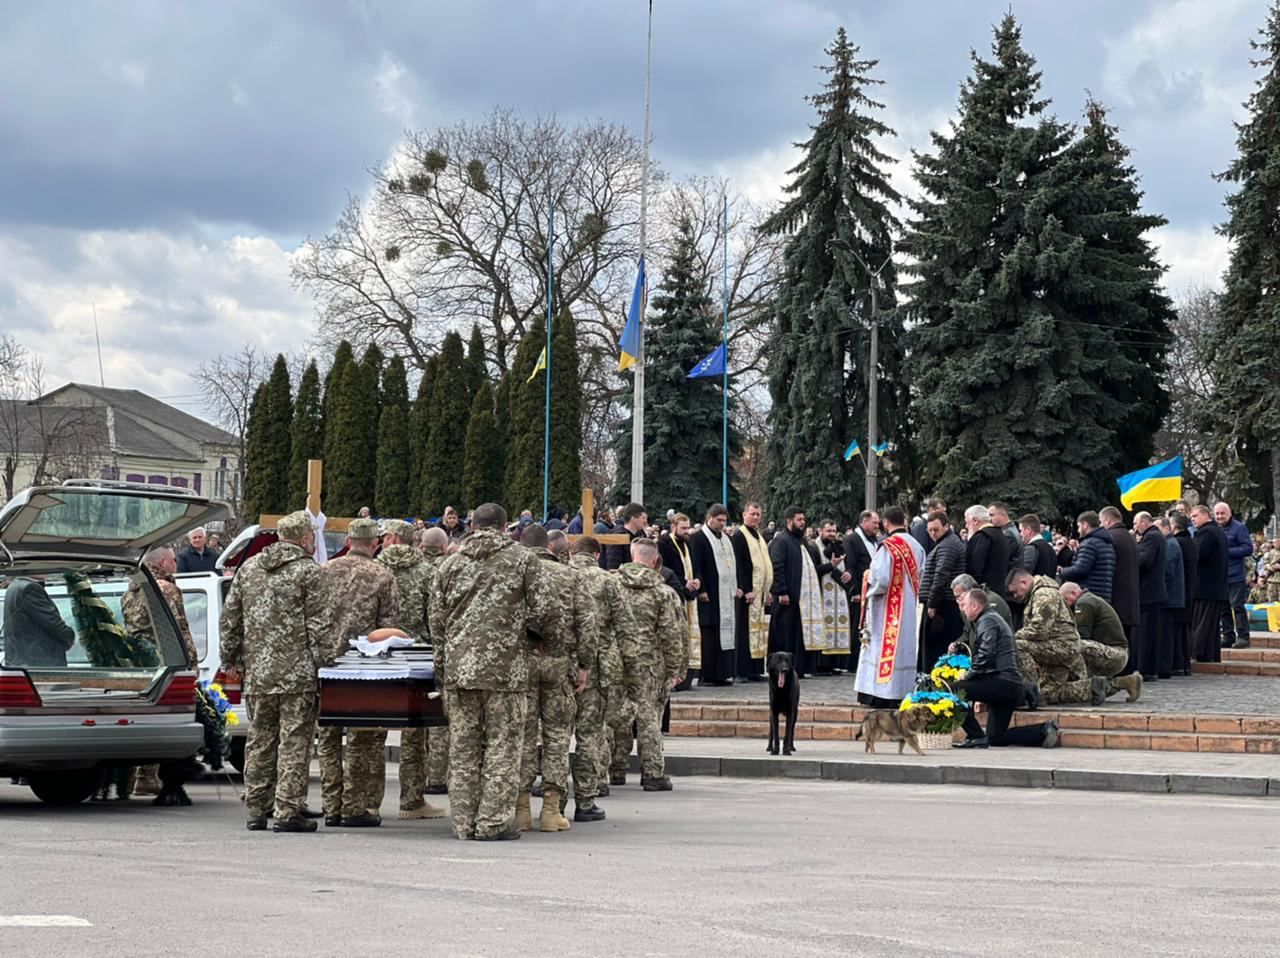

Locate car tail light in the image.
[213,667,242,705]
[157,673,197,708]
[0,673,42,708]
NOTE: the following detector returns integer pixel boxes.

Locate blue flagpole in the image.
[721,192,729,507]
[543,196,553,522]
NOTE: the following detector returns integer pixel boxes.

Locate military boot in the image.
[1113,672,1143,703]
[399,800,447,820]
[514,791,533,831]
[539,787,571,832]
[574,801,606,823]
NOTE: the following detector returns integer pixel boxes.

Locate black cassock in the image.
[690,528,737,685]
[766,530,831,677]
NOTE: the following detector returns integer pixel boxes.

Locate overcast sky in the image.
[0,0,1267,411]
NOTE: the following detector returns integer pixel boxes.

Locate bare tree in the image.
[194,345,265,511]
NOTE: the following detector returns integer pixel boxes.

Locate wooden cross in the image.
[570,487,630,546]
[259,459,357,532]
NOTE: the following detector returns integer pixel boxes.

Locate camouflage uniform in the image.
[614,563,687,781]
[421,547,450,790]
[377,537,437,814]
[428,528,553,840]
[521,549,597,802]
[220,520,333,824]
[1015,576,1090,705]
[1070,591,1129,690]
[1262,545,1280,604]
[320,531,400,820]
[568,554,624,804]
[122,562,198,792]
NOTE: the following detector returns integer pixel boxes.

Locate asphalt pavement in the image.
[1,771,1277,956]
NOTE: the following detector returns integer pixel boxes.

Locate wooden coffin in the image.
[318,647,446,728]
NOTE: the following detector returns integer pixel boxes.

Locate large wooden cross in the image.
[572,487,630,546]
[259,459,356,532]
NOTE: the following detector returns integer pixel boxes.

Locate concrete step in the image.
[1250,633,1280,649]
[669,702,1280,755]
[1192,650,1280,676]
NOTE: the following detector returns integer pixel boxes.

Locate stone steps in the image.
[1249,633,1280,649]
[669,703,1280,755]
[1193,647,1280,677]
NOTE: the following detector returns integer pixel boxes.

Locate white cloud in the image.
[374,52,417,127]
[1152,224,1230,299]
[101,59,148,89]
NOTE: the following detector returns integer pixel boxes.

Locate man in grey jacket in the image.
[2,576,76,668]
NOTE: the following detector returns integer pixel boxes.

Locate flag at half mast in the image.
[618,256,646,371]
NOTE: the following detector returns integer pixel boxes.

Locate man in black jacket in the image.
[964,505,1009,599]
[1189,504,1229,662]
[1134,512,1169,679]
[1018,515,1059,576]
[1100,506,1140,672]
[2,575,77,668]
[605,503,648,571]
[988,502,1025,572]
[176,527,218,574]
[920,512,966,670]
[1168,512,1199,675]
[842,510,879,642]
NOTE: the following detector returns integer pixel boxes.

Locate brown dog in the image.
[853,706,934,755]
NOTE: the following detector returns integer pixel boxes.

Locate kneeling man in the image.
[1060,582,1142,703]
[1006,569,1095,705]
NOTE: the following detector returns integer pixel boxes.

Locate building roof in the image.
[0,400,200,462]
[38,384,236,447]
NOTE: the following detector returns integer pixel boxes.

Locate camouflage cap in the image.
[276,510,313,542]
[348,517,380,540]
[381,519,414,541]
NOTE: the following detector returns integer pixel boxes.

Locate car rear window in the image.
[181,589,210,662]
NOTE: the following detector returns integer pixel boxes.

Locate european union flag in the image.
[1116,455,1182,509]
[687,342,727,379]
[618,256,645,371]
[843,439,861,461]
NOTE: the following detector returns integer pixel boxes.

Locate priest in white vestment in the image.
[855,506,925,707]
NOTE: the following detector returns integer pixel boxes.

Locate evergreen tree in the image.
[613,219,739,516]
[240,384,268,521]
[420,332,470,516]
[466,324,487,403]
[505,316,547,514]
[327,360,373,517]
[493,371,512,505]
[1208,4,1280,519]
[288,359,323,509]
[322,340,355,477]
[760,28,902,522]
[408,356,436,516]
[360,343,385,411]
[547,309,584,513]
[901,15,1138,517]
[242,355,292,519]
[374,356,412,516]
[462,380,505,507]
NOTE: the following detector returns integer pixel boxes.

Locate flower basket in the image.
[918,731,958,750]
[898,689,968,736]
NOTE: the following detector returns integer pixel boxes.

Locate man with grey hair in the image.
[177,526,218,574]
[965,505,1009,599]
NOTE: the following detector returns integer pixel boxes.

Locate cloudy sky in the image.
[0,0,1267,413]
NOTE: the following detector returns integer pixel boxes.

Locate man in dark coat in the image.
[988,502,1025,572]
[1059,511,1116,601]
[1214,501,1255,649]
[1190,504,1229,662]
[2,576,77,668]
[920,511,967,670]
[963,505,1009,599]
[1018,515,1059,576]
[1168,512,1199,675]
[176,527,218,574]
[689,504,740,685]
[842,510,880,655]
[909,498,945,556]
[767,506,830,678]
[605,503,648,571]
[1100,506,1140,669]
[1134,512,1169,679]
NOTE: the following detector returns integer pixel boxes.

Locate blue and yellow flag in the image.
[1116,455,1182,509]
[526,345,547,383]
[618,256,645,371]
[843,439,861,461]
[872,441,891,457]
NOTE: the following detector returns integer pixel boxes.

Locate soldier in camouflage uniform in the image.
[428,503,555,841]
[419,527,451,794]
[122,544,198,796]
[220,511,333,833]
[515,525,597,833]
[568,536,624,821]
[376,520,446,821]
[1006,570,1094,705]
[320,517,399,828]
[1262,538,1280,603]
[615,538,687,791]
[1060,582,1142,702]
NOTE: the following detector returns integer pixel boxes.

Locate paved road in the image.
[2,773,1277,956]
[683,671,1280,715]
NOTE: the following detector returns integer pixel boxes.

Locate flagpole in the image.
[543,195,554,522]
[629,0,652,506]
[721,192,729,507]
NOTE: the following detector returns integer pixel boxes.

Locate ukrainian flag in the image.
[1116,455,1182,509]
[618,256,645,371]
[526,345,547,383]
[872,441,891,457]
[843,439,862,461]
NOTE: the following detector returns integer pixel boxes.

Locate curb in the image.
[384,744,1278,798]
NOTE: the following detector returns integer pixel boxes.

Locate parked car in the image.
[0,480,229,804]
[174,570,248,771]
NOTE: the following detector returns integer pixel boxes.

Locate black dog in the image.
[767,651,800,756]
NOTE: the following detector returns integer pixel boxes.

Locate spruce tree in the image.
[322,340,355,479]
[242,355,292,519]
[240,384,268,522]
[408,356,436,516]
[547,309,584,513]
[462,380,505,507]
[326,360,372,517]
[901,15,1134,517]
[374,356,412,516]
[760,27,902,522]
[505,316,547,514]
[1208,4,1280,518]
[613,219,739,516]
[420,332,470,516]
[493,372,512,506]
[288,359,323,510]
[466,324,487,403]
